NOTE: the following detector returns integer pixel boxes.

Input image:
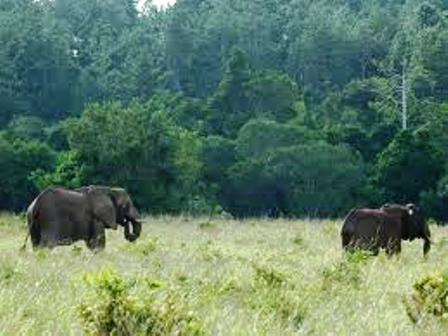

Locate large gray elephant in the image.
[23,185,142,250]
[341,203,431,255]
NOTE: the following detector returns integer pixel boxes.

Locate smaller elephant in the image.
[341,203,431,255]
[23,185,142,251]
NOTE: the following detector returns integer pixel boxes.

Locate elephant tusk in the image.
[124,219,141,242]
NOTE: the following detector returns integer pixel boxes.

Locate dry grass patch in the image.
[0,214,447,335]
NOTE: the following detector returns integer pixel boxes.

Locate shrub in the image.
[78,269,205,336]
[371,130,444,204]
[253,264,288,288]
[0,262,20,283]
[30,150,90,190]
[405,272,448,323]
[0,134,56,210]
[246,264,306,329]
[322,251,372,289]
[127,238,159,256]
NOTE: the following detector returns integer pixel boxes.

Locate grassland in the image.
[1,213,448,335]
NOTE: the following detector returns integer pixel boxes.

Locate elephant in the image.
[341,203,431,256]
[23,185,142,251]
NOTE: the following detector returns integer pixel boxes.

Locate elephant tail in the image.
[21,196,42,250]
[20,208,33,251]
[20,232,29,251]
[341,208,358,249]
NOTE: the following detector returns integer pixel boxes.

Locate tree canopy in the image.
[1,0,448,220]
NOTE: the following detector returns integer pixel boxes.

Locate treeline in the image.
[1,0,448,220]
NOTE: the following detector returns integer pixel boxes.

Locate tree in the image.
[223,141,364,217]
[31,150,90,190]
[371,130,444,203]
[0,134,56,210]
[64,100,202,213]
[209,48,251,136]
[245,71,301,123]
[236,119,316,158]
[200,135,237,210]
[6,116,47,142]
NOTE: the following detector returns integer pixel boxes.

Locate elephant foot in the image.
[86,235,106,252]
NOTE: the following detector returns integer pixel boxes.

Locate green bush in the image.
[405,272,448,323]
[30,150,90,190]
[78,269,205,336]
[246,264,306,329]
[65,101,203,213]
[127,238,159,256]
[371,130,444,204]
[224,141,364,217]
[322,251,372,289]
[0,134,56,210]
[0,262,20,283]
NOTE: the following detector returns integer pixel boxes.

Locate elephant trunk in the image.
[124,220,141,242]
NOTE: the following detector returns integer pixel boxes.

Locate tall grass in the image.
[0,214,447,335]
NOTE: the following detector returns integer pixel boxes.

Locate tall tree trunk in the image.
[401,59,408,130]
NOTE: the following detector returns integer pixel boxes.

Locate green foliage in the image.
[253,264,288,288]
[0,262,20,284]
[406,272,448,323]
[210,49,302,137]
[209,48,252,137]
[322,251,372,289]
[420,171,448,222]
[128,237,159,256]
[247,263,306,329]
[0,134,56,210]
[79,268,205,336]
[371,130,444,203]
[236,119,316,158]
[6,116,47,142]
[244,71,302,123]
[30,150,90,190]
[225,142,364,217]
[64,100,202,212]
[2,0,448,221]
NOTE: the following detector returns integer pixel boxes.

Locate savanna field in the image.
[1,214,448,335]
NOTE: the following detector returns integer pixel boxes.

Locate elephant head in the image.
[76,185,142,242]
[109,187,141,242]
[381,203,431,255]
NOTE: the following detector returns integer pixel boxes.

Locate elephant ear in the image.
[83,187,118,230]
[380,204,412,239]
[109,188,129,223]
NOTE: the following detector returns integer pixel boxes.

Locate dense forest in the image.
[1,0,448,220]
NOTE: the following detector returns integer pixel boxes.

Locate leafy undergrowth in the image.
[0,213,448,335]
[321,250,373,290]
[79,269,204,336]
[405,271,448,324]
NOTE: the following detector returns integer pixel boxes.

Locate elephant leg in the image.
[38,230,57,249]
[86,234,105,251]
[86,221,106,251]
[355,236,378,254]
[341,232,352,250]
[385,238,401,255]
